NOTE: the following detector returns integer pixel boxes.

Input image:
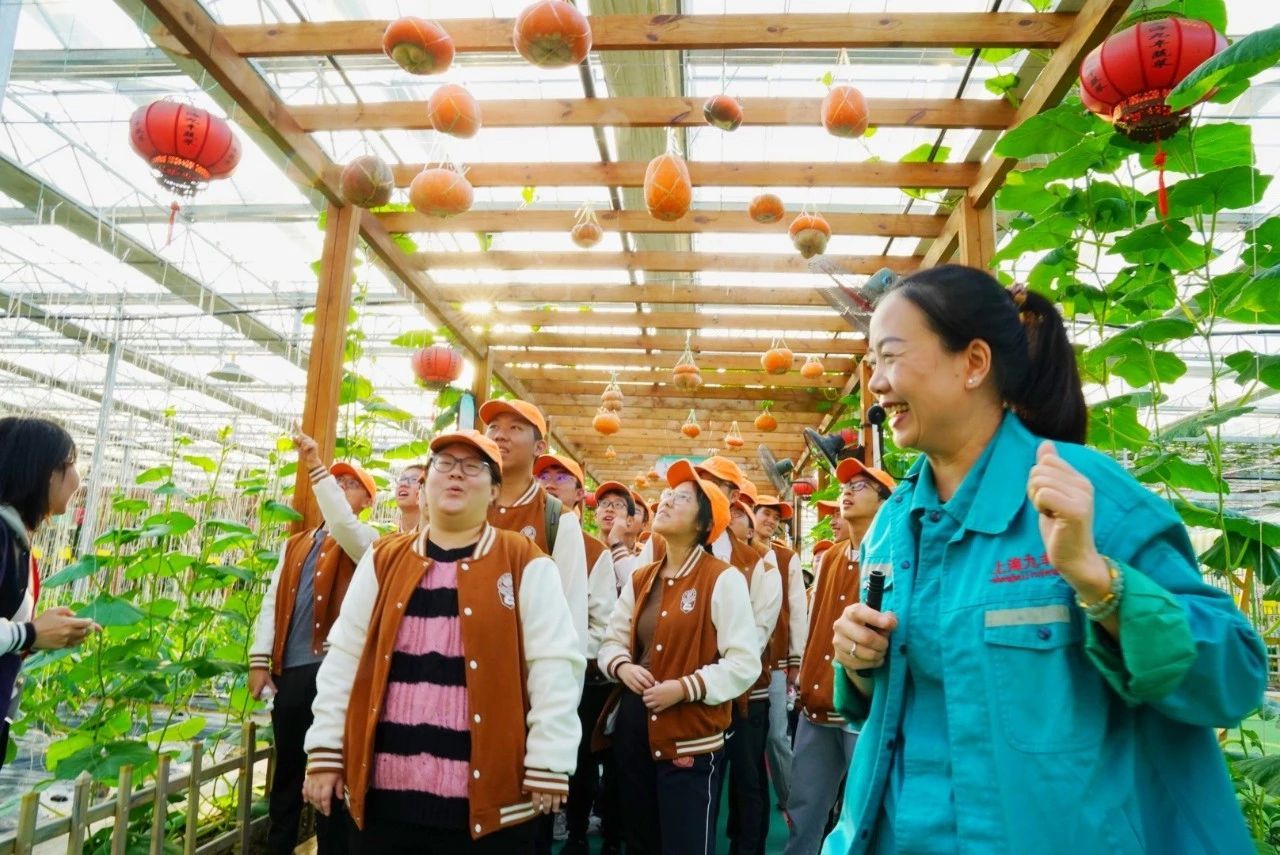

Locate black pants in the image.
[566,680,621,845]
[724,700,771,855]
[349,813,535,854]
[267,663,347,855]
[612,691,723,855]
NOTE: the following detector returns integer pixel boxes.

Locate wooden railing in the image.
[0,722,274,855]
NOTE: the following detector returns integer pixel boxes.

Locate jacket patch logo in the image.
[520,525,537,540]
[991,553,1056,584]
[497,572,516,609]
[680,589,697,613]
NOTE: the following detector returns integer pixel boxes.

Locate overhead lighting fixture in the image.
[208,359,255,383]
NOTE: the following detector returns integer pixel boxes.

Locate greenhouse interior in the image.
[0,0,1277,852]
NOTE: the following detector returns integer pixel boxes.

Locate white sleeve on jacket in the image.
[248,547,288,670]
[550,511,590,656]
[749,558,782,655]
[681,568,762,705]
[786,552,808,667]
[598,574,637,680]
[610,541,645,589]
[586,548,618,661]
[311,469,378,563]
[519,555,587,794]
[303,546,380,773]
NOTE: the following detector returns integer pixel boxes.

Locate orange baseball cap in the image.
[594,480,631,504]
[429,430,503,473]
[695,455,750,493]
[732,499,756,521]
[329,462,377,501]
[812,539,835,557]
[479,399,548,438]
[753,495,793,520]
[815,499,840,520]
[534,453,584,487]
[666,459,730,545]
[738,479,759,505]
[630,489,650,519]
[836,458,896,494]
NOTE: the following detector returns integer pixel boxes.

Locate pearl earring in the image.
[967,377,976,386]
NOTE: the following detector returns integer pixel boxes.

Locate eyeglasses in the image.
[335,476,364,491]
[538,472,579,486]
[842,481,874,494]
[429,455,490,477]
[659,489,696,507]
[396,473,422,486]
[597,498,629,513]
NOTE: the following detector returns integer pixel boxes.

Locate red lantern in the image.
[411,344,463,389]
[1079,16,1226,215]
[584,491,597,509]
[129,101,241,197]
[791,476,817,498]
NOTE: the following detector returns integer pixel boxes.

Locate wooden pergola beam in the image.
[508,366,851,390]
[488,331,863,354]
[222,13,1075,56]
[536,394,823,413]
[294,97,1014,132]
[379,209,946,238]
[491,310,853,334]
[416,251,918,275]
[444,283,832,307]
[531,385,822,405]
[493,348,858,373]
[375,161,980,191]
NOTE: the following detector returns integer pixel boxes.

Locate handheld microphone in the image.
[866,404,886,427]
[856,569,887,675]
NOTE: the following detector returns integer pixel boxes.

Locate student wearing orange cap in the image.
[783,458,893,855]
[250,430,378,855]
[815,500,846,544]
[393,464,426,533]
[728,499,756,544]
[535,454,622,854]
[598,460,760,855]
[753,496,808,819]
[303,431,584,853]
[693,456,780,855]
[480,400,589,661]
[594,482,648,589]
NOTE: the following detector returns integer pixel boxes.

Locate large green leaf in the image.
[899,143,950,163]
[1134,452,1227,494]
[80,594,145,627]
[383,439,431,460]
[1224,264,1280,320]
[182,455,218,474]
[1135,122,1252,175]
[124,552,195,581]
[1087,402,1150,452]
[1162,404,1256,440]
[134,465,171,485]
[1224,350,1280,391]
[993,102,1100,158]
[1175,500,1280,549]
[995,172,1067,217]
[42,555,108,588]
[389,329,441,349]
[52,740,155,783]
[260,500,303,525]
[1167,24,1280,110]
[1129,0,1228,33]
[1107,220,1211,272]
[339,372,374,406]
[1163,166,1273,218]
[991,212,1077,263]
[362,399,415,423]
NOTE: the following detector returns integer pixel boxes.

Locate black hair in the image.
[694,489,716,547]
[890,264,1086,444]
[598,487,636,517]
[0,417,77,531]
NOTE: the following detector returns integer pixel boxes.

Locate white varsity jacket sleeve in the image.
[681,568,762,705]
[248,547,288,670]
[551,510,590,656]
[749,557,783,655]
[519,555,587,794]
[587,547,618,661]
[785,551,808,668]
[598,575,637,680]
[310,467,378,563]
[303,546,380,773]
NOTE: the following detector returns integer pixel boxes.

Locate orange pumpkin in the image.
[754,409,778,432]
[593,408,621,436]
[427,84,482,138]
[703,94,743,131]
[800,356,825,379]
[339,154,394,209]
[748,193,785,224]
[644,153,692,222]
[672,363,703,391]
[681,421,701,439]
[601,385,624,412]
[605,445,617,460]
[646,469,659,481]
[409,167,474,218]
[571,220,603,248]
[634,475,648,489]
[514,0,593,68]
[383,17,455,75]
[789,212,831,259]
[761,344,794,375]
[821,85,869,138]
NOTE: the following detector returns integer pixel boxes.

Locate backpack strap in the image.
[543,494,562,554]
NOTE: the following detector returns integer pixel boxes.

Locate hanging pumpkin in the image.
[601,377,624,413]
[572,205,604,248]
[514,0,593,68]
[703,94,743,131]
[754,407,778,433]
[644,152,692,222]
[646,468,660,481]
[748,193,785,224]
[409,166,474,217]
[427,83,482,138]
[821,85,869,138]
[724,421,745,450]
[681,410,701,439]
[383,17,455,75]
[339,154,394,209]
[1079,15,1226,217]
[800,355,825,380]
[634,475,649,489]
[672,344,703,391]
[411,343,463,388]
[789,212,831,259]
[761,338,794,375]
[605,445,617,460]
[593,407,621,436]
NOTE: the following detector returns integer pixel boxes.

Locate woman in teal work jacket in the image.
[824,264,1267,854]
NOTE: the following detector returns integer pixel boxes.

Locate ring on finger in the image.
[848,641,858,658]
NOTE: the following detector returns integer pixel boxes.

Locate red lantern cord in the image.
[1153,140,1169,219]
[165,201,180,247]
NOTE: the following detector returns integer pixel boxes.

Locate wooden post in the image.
[111,764,134,855]
[150,754,171,855]
[957,195,996,270]
[15,790,39,855]
[184,741,203,855]
[67,771,91,855]
[858,359,876,465]
[471,347,493,411]
[293,202,360,532]
[238,722,257,854]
